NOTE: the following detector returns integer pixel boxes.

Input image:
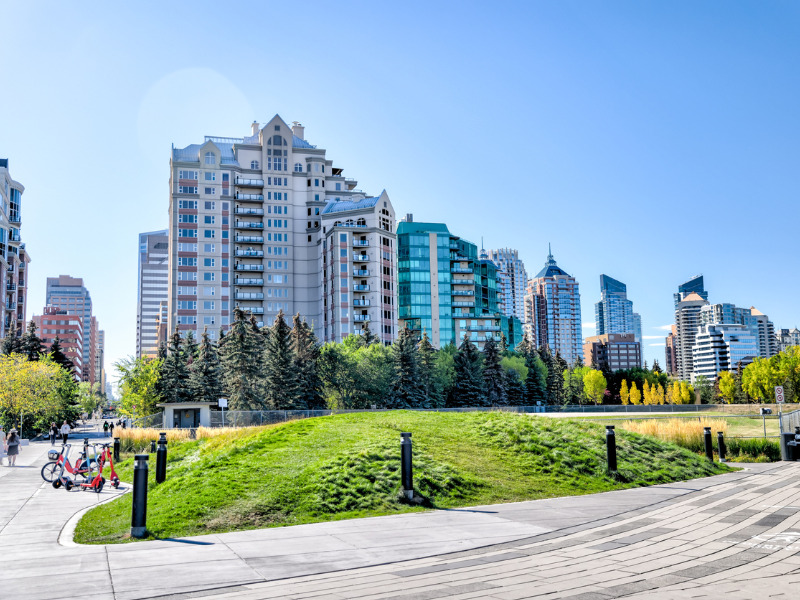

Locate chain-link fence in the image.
[780,408,800,433]
[133,412,163,428]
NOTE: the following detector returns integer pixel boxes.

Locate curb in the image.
[58,482,131,547]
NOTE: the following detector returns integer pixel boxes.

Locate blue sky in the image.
[1,1,799,381]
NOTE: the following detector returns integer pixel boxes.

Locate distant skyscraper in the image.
[700,303,777,359]
[137,229,168,358]
[674,275,708,309]
[487,248,528,323]
[777,328,800,353]
[583,333,641,372]
[665,325,677,375]
[524,248,582,364]
[691,324,757,382]
[674,292,709,381]
[0,158,31,339]
[594,274,642,352]
[46,275,103,385]
[31,307,83,379]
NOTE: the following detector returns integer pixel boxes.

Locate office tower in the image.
[168,116,397,343]
[665,325,677,375]
[45,275,103,385]
[583,334,642,372]
[700,303,777,359]
[96,328,106,391]
[0,159,31,338]
[691,324,758,382]
[595,274,643,349]
[674,292,709,381]
[524,248,583,364]
[396,218,521,349]
[674,275,708,309]
[31,307,83,379]
[137,229,168,357]
[487,248,528,323]
[777,328,800,352]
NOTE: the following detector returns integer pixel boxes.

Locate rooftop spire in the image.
[545,243,556,266]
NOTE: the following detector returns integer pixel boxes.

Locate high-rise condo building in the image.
[665,325,677,375]
[777,328,800,352]
[0,159,31,339]
[749,307,778,359]
[594,274,642,352]
[45,275,103,385]
[674,275,708,309]
[137,230,168,357]
[524,248,583,364]
[700,303,777,360]
[487,248,528,323]
[691,324,758,382]
[396,218,521,349]
[32,306,83,379]
[583,333,642,372]
[674,292,709,381]
[168,116,397,344]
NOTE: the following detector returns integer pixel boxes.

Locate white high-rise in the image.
[487,248,527,323]
[137,230,168,357]
[168,116,397,343]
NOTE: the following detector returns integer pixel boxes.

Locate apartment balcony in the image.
[235,278,264,286]
[235,207,264,216]
[5,301,14,310]
[235,178,264,187]
[353,299,370,307]
[353,240,369,247]
[452,290,474,296]
[234,292,264,300]
[235,250,264,257]
[244,307,265,314]
[234,264,264,272]
[9,232,20,243]
[235,193,264,201]
[235,221,264,229]
[352,254,369,262]
[451,267,473,274]
[449,243,460,250]
[235,235,264,244]
[353,269,370,277]
[452,301,474,307]
[354,284,370,291]
[452,278,475,286]
[6,283,15,291]
[466,325,501,332]
[8,216,20,225]
[353,314,371,322]
[450,254,469,262]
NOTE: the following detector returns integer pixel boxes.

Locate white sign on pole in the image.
[218,398,228,408]
[775,386,785,404]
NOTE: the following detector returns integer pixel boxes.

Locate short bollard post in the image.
[156,432,168,484]
[83,437,89,459]
[400,432,413,500]
[717,432,727,462]
[131,454,149,538]
[113,437,120,462]
[704,427,714,462]
[150,440,156,453]
[606,425,617,472]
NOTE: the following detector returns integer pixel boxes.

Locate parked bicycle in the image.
[40,444,97,483]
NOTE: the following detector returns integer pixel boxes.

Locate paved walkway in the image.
[3,441,800,599]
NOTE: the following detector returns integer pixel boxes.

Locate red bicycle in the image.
[41,444,97,483]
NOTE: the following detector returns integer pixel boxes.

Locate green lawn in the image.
[74,411,732,544]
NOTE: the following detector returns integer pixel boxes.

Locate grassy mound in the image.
[75,412,731,544]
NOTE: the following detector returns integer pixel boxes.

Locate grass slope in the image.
[75,412,731,544]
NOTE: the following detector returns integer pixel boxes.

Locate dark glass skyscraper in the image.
[595,275,642,351]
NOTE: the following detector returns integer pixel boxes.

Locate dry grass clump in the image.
[116,426,271,452]
[618,418,728,452]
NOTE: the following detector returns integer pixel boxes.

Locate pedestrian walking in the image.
[60,420,71,444]
[0,425,6,466]
[109,421,114,437]
[49,422,58,446]
[5,428,20,467]
[103,421,109,437]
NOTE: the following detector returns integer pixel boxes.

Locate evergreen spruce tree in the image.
[184,330,199,365]
[160,328,192,403]
[389,322,424,408]
[524,348,548,404]
[263,311,298,409]
[49,336,74,374]
[291,315,325,410]
[652,359,662,374]
[482,335,507,406]
[555,352,569,404]
[450,335,485,407]
[516,332,533,357]
[498,332,508,354]
[20,320,45,361]
[219,308,264,410]
[417,331,437,408]
[506,369,525,405]
[541,347,561,405]
[189,328,223,403]
[157,341,167,360]
[360,320,380,346]
[1,320,21,355]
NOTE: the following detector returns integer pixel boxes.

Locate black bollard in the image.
[155,432,167,484]
[400,432,413,500]
[113,437,120,462]
[704,427,714,462]
[83,437,89,460]
[131,454,149,538]
[606,425,617,472]
[717,432,726,462]
[150,440,156,453]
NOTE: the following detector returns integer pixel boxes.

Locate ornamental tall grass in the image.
[618,418,729,453]
[115,426,260,453]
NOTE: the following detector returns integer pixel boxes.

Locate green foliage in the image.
[693,375,714,404]
[48,336,75,375]
[189,329,223,404]
[583,369,607,405]
[218,308,264,410]
[115,356,163,418]
[159,329,192,403]
[482,336,507,406]
[20,320,45,361]
[389,323,425,409]
[291,315,324,410]
[563,365,590,405]
[1,321,22,355]
[450,336,485,407]
[262,311,297,409]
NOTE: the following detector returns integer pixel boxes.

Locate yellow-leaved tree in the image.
[718,371,737,404]
[583,369,607,405]
[630,382,642,405]
[620,379,630,405]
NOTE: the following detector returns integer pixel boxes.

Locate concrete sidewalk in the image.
[1,441,797,599]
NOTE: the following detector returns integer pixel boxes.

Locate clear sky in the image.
[2,1,799,383]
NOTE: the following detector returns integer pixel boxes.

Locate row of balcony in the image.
[235,221,264,229]
[235,193,264,201]
[234,264,264,272]
[353,314,370,322]
[452,290,474,296]
[353,239,369,247]
[235,178,264,186]
[451,267,473,274]
[452,279,475,286]
[235,292,264,300]
[235,250,264,257]
[353,254,369,262]
[354,284,370,291]
[235,235,263,243]
[465,325,501,332]
[235,207,264,216]
[235,278,264,286]
[353,299,370,306]
[353,269,369,277]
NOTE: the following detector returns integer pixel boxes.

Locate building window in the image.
[204,187,216,195]
[294,163,302,172]
[204,215,215,224]
[204,172,216,181]
[251,160,259,170]
[204,152,215,165]
[204,201,216,210]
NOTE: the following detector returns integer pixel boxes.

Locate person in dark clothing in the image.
[49,422,58,446]
[103,421,109,437]
[109,421,114,437]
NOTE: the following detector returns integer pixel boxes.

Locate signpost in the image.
[218,398,228,427]
[776,386,785,434]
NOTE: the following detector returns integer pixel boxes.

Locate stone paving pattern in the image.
[4,438,800,599]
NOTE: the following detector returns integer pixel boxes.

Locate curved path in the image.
[2,439,798,599]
